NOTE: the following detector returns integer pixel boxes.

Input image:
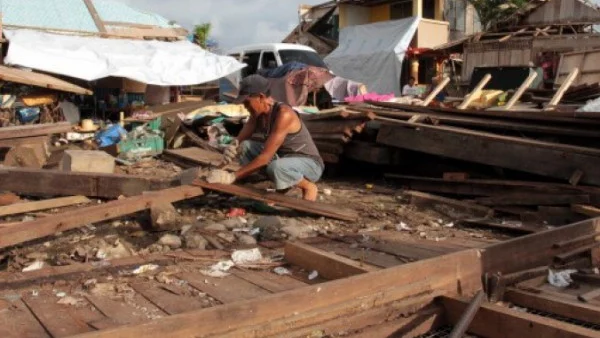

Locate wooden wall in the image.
[462,40,533,82]
[523,0,600,26]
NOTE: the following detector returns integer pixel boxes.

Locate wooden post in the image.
[458,74,491,110]
[420,77,450,106]
[83,0,107,34]
[503,71,538,111]
[544,67,579,111]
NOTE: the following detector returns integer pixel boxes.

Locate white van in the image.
[219,43,327,99]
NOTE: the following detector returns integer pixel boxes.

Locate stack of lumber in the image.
[334,100,600,228]
[302,108,376,164]
[527,83,600,105]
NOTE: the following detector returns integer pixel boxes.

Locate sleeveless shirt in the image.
[257,102,324,168]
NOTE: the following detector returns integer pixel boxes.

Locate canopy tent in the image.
[324,17,420,95]
[4,29,245,86]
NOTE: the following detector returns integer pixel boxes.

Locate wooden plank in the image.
[285,241,378,280]
[476,194,590,206]
[505,288,600,325]
[193,181,358,221]
[0,168,174,198]
[0,185,203,249]
[0,123,72,140]
[555,243,600,264]
[503,71,539,110]
[572,205,600,217]
[0,195,90,217]
[571,273,600,286]
[83,0,107,33]
[0,298,50,338]
[22,294,96,337]
[85,295,157,326]
[554,233,600,248]
[545,67,580,110]
[162,147,239,171]
[180,272,271,303]
[420,77,451,106]
[305,120,364,135]
[458,73,492,110]
[442,295,600,338]
[482,219,599,274]
[232,268,307,293]
[311,242,403,268]
[73,249,482,338]
[578,288,600,303]
[448,291,485,338]
[130,283,205,315]
[404,190,493,218]
[377,123,600,186]
[0,66,92,95]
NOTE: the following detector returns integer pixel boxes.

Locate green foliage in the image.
[467,0,529,30]
[194,23,212,49]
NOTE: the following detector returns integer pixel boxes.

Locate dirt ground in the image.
[0,158,517,275]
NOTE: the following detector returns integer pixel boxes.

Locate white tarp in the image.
[4,29,245,86]
[324,17,420,95]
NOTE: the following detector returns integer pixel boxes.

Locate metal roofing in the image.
[1,0,178,33]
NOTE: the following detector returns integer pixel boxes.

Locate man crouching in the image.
[207,75,324,201]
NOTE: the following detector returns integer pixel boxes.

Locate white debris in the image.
[200,260,235,278]
[55,292,67,298]
[57,296,84,306]
[323,189,332,196]
[548,269,577,288]
[132,264,159,275]
[22,260,45,272]
[444,222,455,228]
[577,97,600,112]
[231,248,263,265]
[249,228,261,236]
[273,267,291,276]
[395,222,412,231]
[308,270,319,280]
[31,290,39,297]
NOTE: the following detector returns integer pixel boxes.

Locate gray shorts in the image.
[240,140,323,190]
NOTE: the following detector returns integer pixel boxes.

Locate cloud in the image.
[113,0,325,50]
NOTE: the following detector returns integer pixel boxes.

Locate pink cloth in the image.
[344,92,395,103]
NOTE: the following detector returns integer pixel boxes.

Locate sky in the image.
[116,0,325,51]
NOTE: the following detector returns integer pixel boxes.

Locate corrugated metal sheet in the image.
[0,0,178,33]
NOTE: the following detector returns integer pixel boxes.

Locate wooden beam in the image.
[503,71,538,110]
[504,288,600,325]
[458,73,492,110]
[0,66,93,95]
[572,205,600,217]
[545,68,580,111]
[476,194,590,206]
[420,77,451,107]
[404,190,493,218]
[376,123,600,186]
[0,168,175,198]
[442,296,600,338]
[71,249,482,338]
[0,186,203,249]
[0,195,90,217]
[284,241,378,280]
[83,0,107,33]
[554,243,600,264]
[578,288,600,303]
[0,123,71,140]
[193,181,358,221]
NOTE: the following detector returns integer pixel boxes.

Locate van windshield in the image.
[279,50,327,69]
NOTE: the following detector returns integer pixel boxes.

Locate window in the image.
[261,51,277,69]
[391,1,412,20]
[242,52,261,77]
[279,50,327,68]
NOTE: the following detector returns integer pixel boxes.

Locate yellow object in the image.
[477,90,504,106]
[366,184,374,190]
[21,94,57,106]
[119,111,125,127]
[75,119,100,132]
[186,104,250,120]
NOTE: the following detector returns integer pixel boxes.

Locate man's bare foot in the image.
[297,179,318,201]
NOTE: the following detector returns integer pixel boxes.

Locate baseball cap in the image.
[235,75,271,103]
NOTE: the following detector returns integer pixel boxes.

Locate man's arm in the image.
[236,115,257,143]
[234,108,296,180]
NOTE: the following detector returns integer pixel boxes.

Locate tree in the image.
[467,0,528,31]
[194,23,212,49]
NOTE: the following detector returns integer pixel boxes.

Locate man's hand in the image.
[223,139,240,164]
[206,169,236,185]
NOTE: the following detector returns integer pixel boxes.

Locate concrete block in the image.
[61,150,115,174]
